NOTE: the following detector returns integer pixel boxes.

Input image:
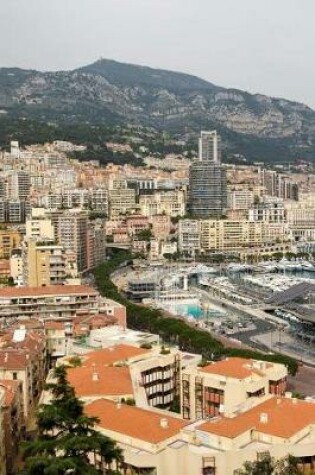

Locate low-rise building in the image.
[139,190,186,217]
[178,220,201,254]
[181,357,287,420]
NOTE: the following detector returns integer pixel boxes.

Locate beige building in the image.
[181,357,287,420]
[227,189,255,210]
[178,219,289,254]
[139,190,186,217]
[48,346,315,475]
[178,220,201,254]
[9,251,23,285]
[23,239,65,287]
[199,220,289,252]
[57,211,89,273]
[25,216,55,240]
[150,215,171,240]
[108,188,137,219]
[85,393,315,475]
[0,285,99,320]
[0,229,21,259]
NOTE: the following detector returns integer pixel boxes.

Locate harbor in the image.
[112,259,315,365]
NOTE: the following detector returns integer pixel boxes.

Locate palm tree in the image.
[21,365,123,475]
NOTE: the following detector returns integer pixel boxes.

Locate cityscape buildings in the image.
[0,132,313,473]
[189,131,227,218]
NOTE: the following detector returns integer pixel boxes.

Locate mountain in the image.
[0,59,315,162]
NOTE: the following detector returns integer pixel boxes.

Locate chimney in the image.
[92,372,99,382]
[259,413,268,424]
[116,401,122,409]
[160,418,169,429]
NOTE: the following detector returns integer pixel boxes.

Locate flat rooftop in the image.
[0,285,98,299]
[88,326,158,347]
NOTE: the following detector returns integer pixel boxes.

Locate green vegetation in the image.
[135,228,153,241]
[66,356,82,367]
[93,251,298,376]
[239,454,310,475]
[21,365,122,475]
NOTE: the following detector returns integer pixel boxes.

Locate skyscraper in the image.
[198,130,221,162]
[189,131,227,218]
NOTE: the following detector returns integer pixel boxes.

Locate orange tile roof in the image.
[200,357,268,379]
[199,397,315,439]
[0,379,21,406]
[85,398,188,444]
[0,285,98,299]
[45,321,65,330]
[67,366,133,397]
[0,330,45,354]
[82,344,149,367]
[0,350,30,370]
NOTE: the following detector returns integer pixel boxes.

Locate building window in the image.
[13,372,18,380]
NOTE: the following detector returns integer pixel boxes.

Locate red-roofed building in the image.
[0,380,25,475]
[85,398,187,445]
[67,366,133,402]
[0,328,47,418]
[181,357,288,420]
[84,396,315,475]
[79,344,150,367]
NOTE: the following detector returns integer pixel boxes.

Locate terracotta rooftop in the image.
[67,366,133,397]
[199,357,271,380]
[198,397,315,439]
[0,285,98,299]
[85,398,187,444]
[0,330,45,354]
[81,344,149,367]
[0,350,30,370]
[0,379,21,406]
[45,321,65,331]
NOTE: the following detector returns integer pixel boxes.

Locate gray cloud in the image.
[1,0,315,106]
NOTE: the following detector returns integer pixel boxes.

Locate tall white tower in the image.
[10,141,20,159]
[198,131,221,163]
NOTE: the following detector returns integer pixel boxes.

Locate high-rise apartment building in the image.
[189,131,227,218]
[189,162,227,218]
[260,169,299,201]
[8,171,31,200]
[198,130,221,162]
[23,239,65,287]
[57,211,89,273]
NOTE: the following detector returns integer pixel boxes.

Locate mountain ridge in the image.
[0,58,315,162]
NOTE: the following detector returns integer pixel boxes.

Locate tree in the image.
[135,228,153,241]
[239,454,305,475]
[21,365,123,475]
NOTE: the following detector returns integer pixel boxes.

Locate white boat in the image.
[301,261,315,272]
[258,262,278,273]
[277,259,299,272]
[227,264,251,273]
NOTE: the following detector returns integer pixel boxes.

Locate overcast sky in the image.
[1,0,315,106]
